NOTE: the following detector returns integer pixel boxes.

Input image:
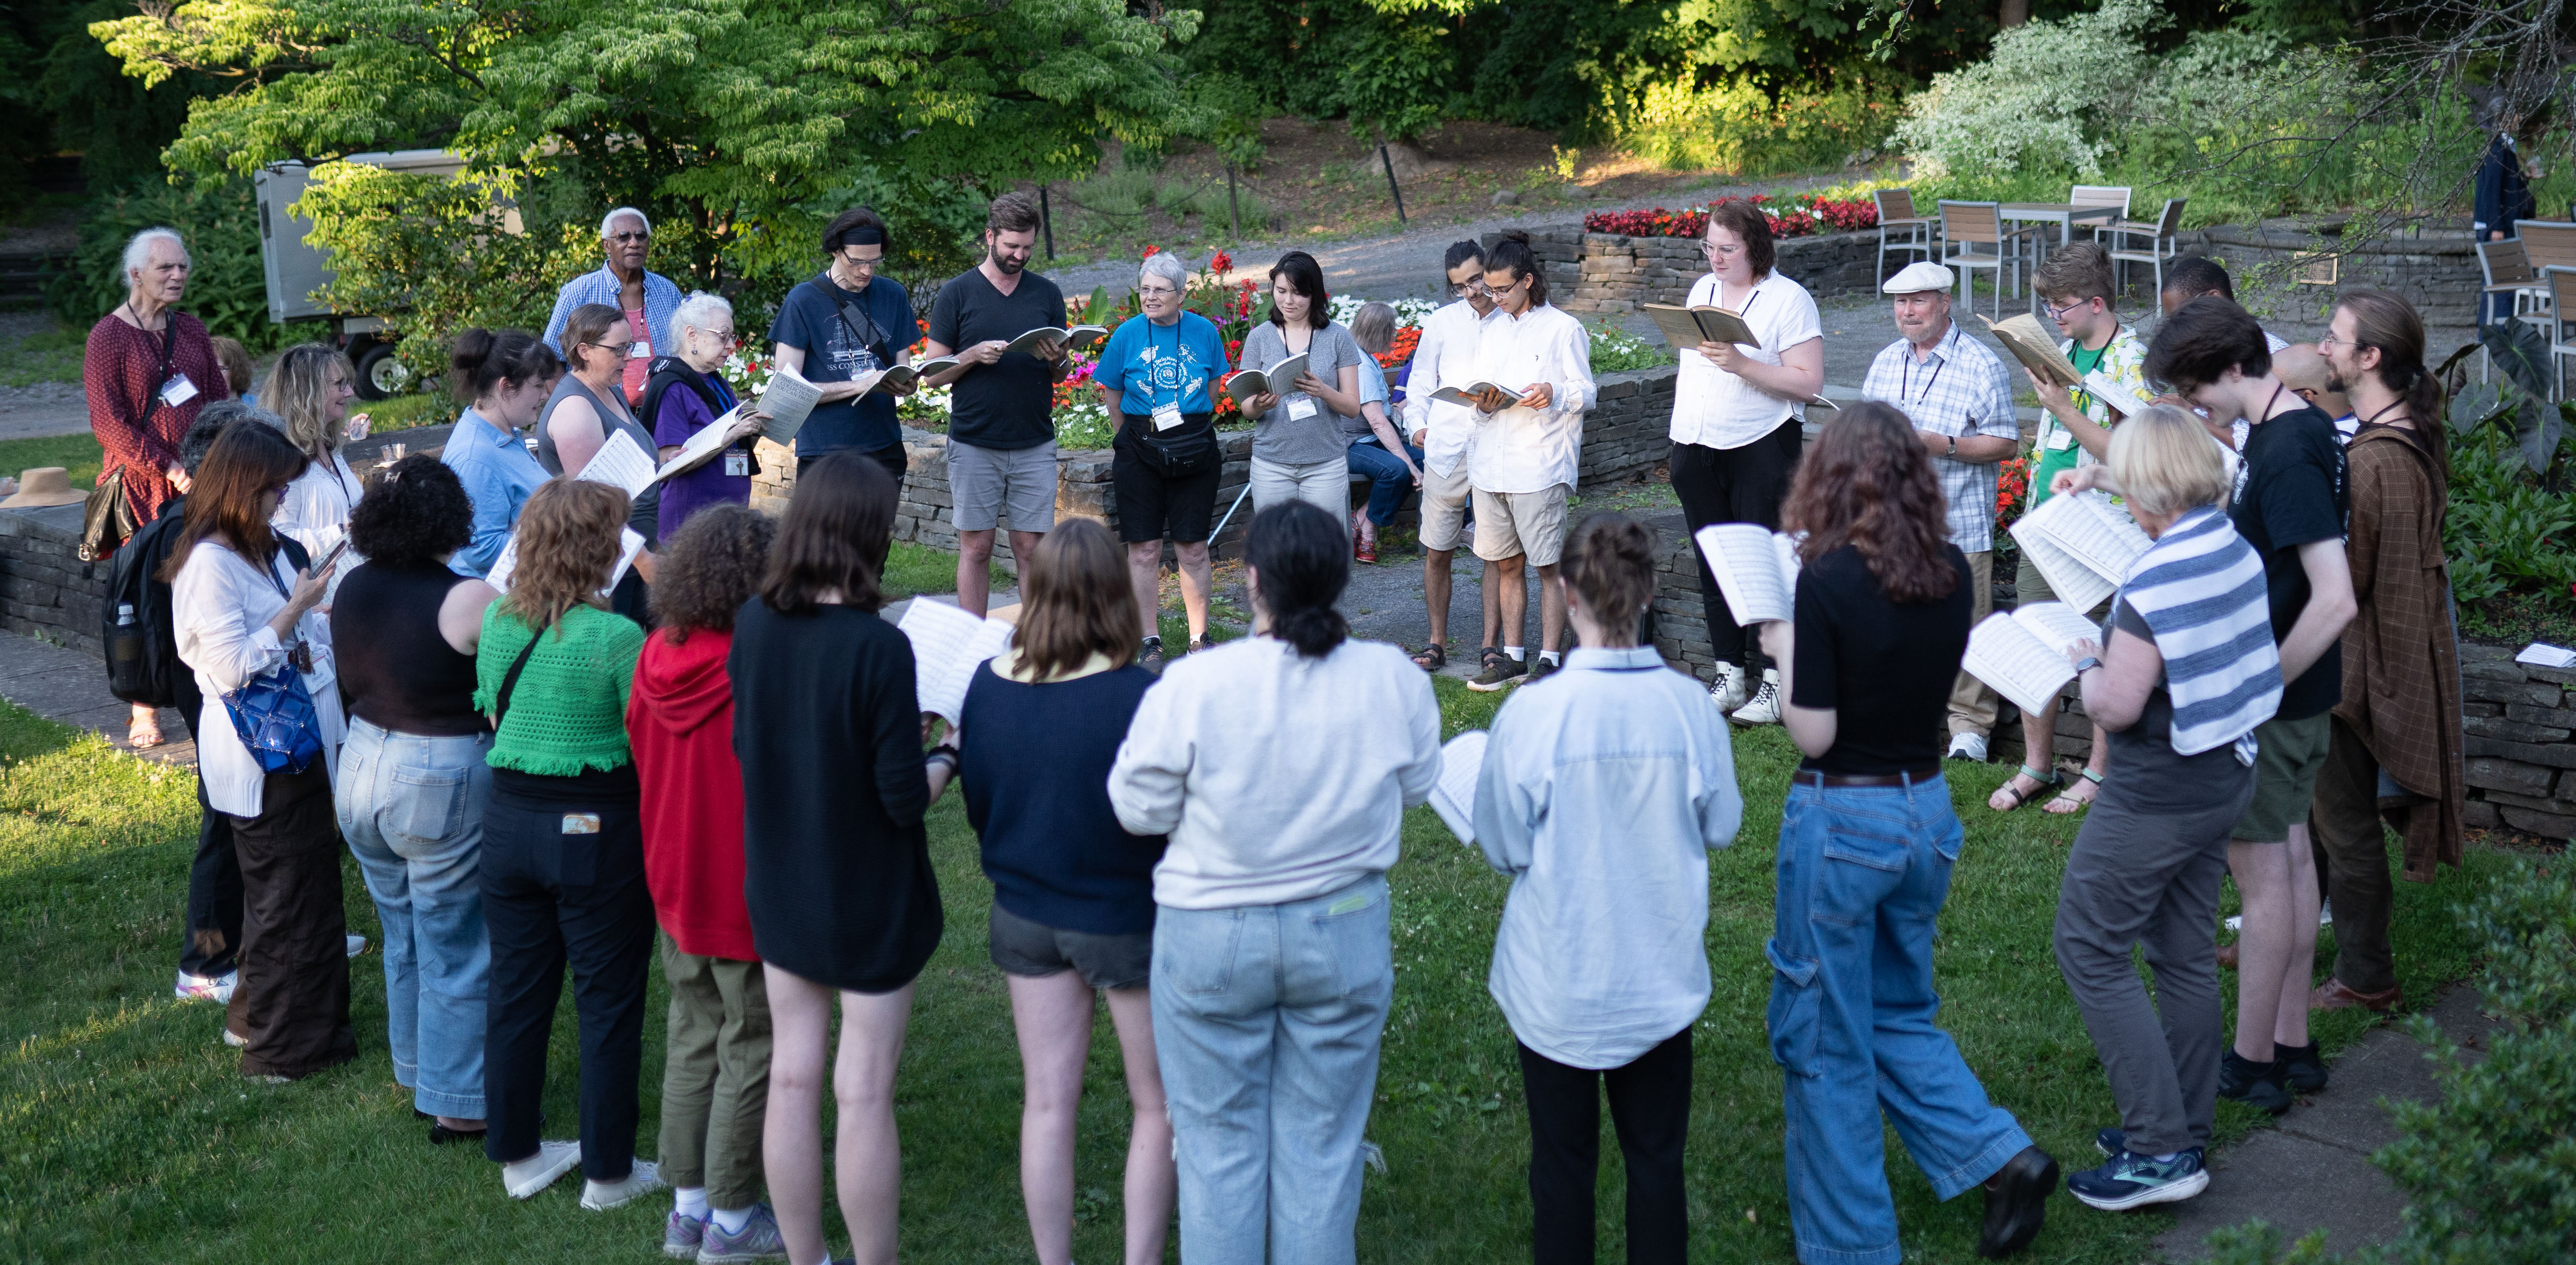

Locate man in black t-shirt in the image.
[922,191,1072,616]
[2141,296,2354,1114]
[770,206,920,487]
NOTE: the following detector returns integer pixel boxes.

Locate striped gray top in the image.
[2114,505,2282,757]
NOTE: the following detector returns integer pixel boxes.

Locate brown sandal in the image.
[1987,766,2060,812]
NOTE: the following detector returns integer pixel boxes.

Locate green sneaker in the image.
[1524,656,1560,685]
[1466,648,1526,692]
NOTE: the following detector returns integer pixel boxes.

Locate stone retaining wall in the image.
[2181,223,2480,328]
[1492,228,1886,315]
[2459,643,2576,839]
[0,503,104,657]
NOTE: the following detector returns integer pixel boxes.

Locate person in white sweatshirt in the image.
[1107,499,1441,1264]
[1474,511,1741,1265]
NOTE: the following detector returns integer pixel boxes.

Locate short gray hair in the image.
[1139,251,1190,293]
[121,227,187,287]
[672,291,733,340]
[1349,301,1398,356]
[600,207,651,239]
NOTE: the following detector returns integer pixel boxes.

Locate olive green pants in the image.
[657,932,772,1208]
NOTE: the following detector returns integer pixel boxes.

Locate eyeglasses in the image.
[2042,297,2092,322]
[1449,280,1495,298]
[586,339,636,358]
[1139,284,1182,298]
[607,231,649,244]
[2318,331,2349,350]
[1699,240,1737,255]
[702,329,739,346]
[838,253,880,271]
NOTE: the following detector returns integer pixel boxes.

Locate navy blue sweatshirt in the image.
[957,659,1165,935]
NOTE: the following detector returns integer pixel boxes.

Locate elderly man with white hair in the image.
[1859,260,2022,762]
[1095,248,1229,671]
[644,291,769,538]
[543,207,682,407]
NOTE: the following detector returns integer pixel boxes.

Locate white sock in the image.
[1539,649,1560,665]
[1504,646,1525,661]
[713,1204,755,1235]
[674,1187,709,1220]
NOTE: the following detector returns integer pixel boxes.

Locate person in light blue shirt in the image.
[1473,511,1739,1265]
[541,208,682,407]
[438,329,562,577]
[1097,251,1229,670]
[1343,302,1425,563]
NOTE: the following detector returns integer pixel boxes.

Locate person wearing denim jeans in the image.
[1343,304,1425,564]
[1109,502,1442,1264]
[1755,402,2057,1263]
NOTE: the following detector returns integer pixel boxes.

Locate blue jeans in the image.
[1346,437,1422,528]
[1769,773,2031,1265]
[1152,874,1393,1265]
[336,717,494,1118]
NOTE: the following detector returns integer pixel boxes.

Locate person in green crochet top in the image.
[469,477,663,1212]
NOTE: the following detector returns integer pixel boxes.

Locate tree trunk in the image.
[1999,0,2029,27]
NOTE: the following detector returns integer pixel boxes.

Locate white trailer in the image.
[255,149,488,400]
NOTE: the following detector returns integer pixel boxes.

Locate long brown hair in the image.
[502,479,629,632]
[1782,401,1960,603]
[160,421,309,583]
[1014,519,1134,679]
[760,452,895,616]
[2335,288,2450,482]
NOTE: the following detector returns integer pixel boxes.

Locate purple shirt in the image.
[651,367,748,539]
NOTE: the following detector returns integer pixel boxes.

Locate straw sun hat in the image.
[0,468,89,509]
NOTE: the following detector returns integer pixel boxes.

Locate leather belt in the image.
[1800,768,1942,788]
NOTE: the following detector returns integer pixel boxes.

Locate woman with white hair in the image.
[644,291,766,538]
[1095,249,1227,672]
[86,225,231,749]
[268,343,370,564]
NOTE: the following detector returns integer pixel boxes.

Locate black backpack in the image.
[104,512,307,708]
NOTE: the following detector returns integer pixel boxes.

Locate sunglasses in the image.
[607,231,649,244]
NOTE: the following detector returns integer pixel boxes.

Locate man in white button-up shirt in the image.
[1462,231,1596,691]
[1401,241,1505,672]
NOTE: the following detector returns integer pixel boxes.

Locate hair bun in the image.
[450,327,494,372]
[1499,228,1532,245]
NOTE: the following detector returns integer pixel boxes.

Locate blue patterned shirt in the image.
[1860,323,2021,551]
[542,263,683,359]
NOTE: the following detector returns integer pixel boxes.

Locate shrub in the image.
[1891,0,2167,183]
[52,174,322,352]
[1615,76,1902,176]
[1586,322,1667,373]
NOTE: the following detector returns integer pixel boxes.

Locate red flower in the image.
[1209,250,1234,274]
[1143,244,1160,258]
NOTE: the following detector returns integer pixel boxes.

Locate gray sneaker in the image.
[699,1204,790,1263]
[1466,648,1527,693]
[662,1210,706,1259]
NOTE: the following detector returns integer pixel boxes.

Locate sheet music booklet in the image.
[1962,601,2102,717]
[1692,524,1802,627]
[1427,729,1490,845]
[2007,490,2151,614]
[899,597,1016,725]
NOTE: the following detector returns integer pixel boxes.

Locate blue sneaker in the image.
[2095,1127,2124,1157]
[2067,1147,2209,1211]
[699,1204,790,1262]
[662,1210,705,1259]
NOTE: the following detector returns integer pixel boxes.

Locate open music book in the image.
[752,367,823,446]
[1427,381,1536,409]
[1692,524,1802,627]
[1004,325,1109,357]
[1426,729,1490,845]
[1642,302,1759,349]
[575,430,657,500]
[2008,490,2152,614]
[1962,601,2102,717]
[1224,353,1312,408]
[1984,313,2152,419]
[483,526,646,597]
[864,358,959,396]
[656,407,748,481]
[899,597,1016,725]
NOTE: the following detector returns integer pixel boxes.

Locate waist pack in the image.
[1127,412,1218,478]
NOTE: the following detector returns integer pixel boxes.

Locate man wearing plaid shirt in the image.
[1859,261,2021,756]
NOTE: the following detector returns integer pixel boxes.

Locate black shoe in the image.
[2094,1126,2125,1158]
[1523,656,1559,684]
[1138,637,1166,675]
[2218,1049,2293,1115]
[428,1121,489,1145]
[2277,1041,2329,1094]
[1977,1144,2057,1257]
[1466,647,1527,692]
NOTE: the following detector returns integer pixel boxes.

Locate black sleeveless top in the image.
[331,561,485,737]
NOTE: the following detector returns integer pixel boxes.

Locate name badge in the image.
[1287,397,1318,421]
[2045,425,2074,452]
[562,813,602,835]
[159,373,199,409]
[724,451,751,477]
[627,337,651,360]
[1152,401,1184,432]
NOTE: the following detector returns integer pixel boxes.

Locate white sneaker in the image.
[581,1159,665,1211]
[1946,732,1988,762]
[175,969,237,1004]
[504,1140,584,1200]
[346,935,368,958]
[1728,669,1781,726]
[1709,662,1750,712]
[222,1028,247,1048]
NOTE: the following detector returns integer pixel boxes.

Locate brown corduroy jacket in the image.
[2332,424,2465,881]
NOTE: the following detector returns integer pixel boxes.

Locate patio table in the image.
[2001,203,2125,311]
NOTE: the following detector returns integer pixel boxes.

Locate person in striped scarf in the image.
[2045,405,2283,1213]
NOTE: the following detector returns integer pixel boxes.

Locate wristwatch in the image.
[2071,656,2102,675]
[1945,434,1958,458]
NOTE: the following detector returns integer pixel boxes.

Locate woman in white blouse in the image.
[268,343,369,563]
[1667,200,1825,724]
[170,419,355,1082]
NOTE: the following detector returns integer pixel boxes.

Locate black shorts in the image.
[986,901,1152,990]
[1111,424,1221,544]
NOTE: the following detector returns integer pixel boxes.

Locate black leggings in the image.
[1517,1028,1693,1265]
[1671,421,1802,673]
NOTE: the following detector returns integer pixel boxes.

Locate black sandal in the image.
[428,1121,489,1145]
[1411,642,1447,671]
[1988,765,2062,812]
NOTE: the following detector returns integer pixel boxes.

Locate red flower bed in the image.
[1584,192,1879,240]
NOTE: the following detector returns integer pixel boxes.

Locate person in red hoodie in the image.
[626,502,786,1262]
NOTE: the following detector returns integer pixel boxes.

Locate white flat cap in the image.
[1882,261,1956,294]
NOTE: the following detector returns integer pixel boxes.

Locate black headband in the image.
[831,225,885,250]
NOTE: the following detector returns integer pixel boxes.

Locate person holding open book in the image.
[1990,244,2148,815]
[1097,249,1226,673]
[923,192,1072,617]
[954,519,1175,1265]
[1107,501,1440,1265]
[1747,400,2058,1264]
[442,329,563,579]
[2045,405,2281,1212]
[2089,297,2354,1115]
[1401,240,1506,673]
[1237,249,1372,519]
[1859,262,2021,758]
[539,303,663,622]
[2305,292,2465,1016]
[1665,198,1824,722]
[1473,512,1740,1265]
[770,206,921,489]
[645,291,767,539]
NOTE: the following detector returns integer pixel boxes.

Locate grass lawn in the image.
[0,433,106,493]
[0,685,2510,1264]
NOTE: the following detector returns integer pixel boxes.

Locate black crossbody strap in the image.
[806,277,887,360]
[493,616,553,729]
[132,316,180,430]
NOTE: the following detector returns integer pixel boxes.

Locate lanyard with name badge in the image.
[1150,320,1186,431]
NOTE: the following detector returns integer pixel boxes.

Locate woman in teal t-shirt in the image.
[1097,251,1230,672]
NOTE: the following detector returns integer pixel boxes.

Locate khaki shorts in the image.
[2233,712,2333,842]
[2013,552,2111,618]
[1420,463,1473,553]
[1472,484,1570,566]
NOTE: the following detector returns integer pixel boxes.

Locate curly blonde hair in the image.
[268,343,358,457]
[504,479,630,632]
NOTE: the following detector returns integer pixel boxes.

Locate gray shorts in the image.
[948,439,1059,533]
[987,900,1151,990]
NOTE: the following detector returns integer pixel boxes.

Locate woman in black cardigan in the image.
[729,453,951,1265]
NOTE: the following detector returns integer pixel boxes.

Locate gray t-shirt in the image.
[1240,321,1364,466]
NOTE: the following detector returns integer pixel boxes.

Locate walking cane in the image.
[1210,479,1255,543]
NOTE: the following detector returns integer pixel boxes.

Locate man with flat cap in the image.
[1860,260,2023,762]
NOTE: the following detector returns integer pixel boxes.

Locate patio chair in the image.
[2476,238,2547,381]
[1874,188,1937,280]
[2097,198,2186,295]
[1937,200,2033,320]
[2069,185,2133,219]
[2514,221,2576,273]
[2547,267,2576,400]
